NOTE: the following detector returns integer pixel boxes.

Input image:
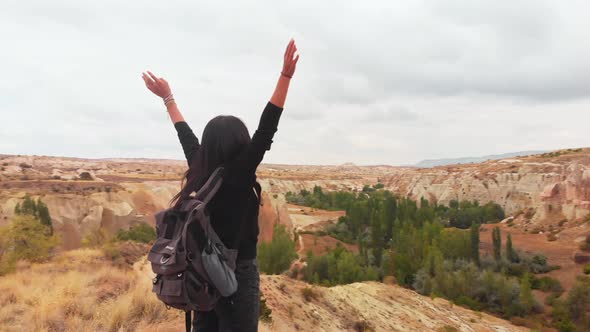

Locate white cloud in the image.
[2,0,590,165]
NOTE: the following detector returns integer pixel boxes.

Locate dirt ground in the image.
[480,222,590,292]
[287,204,357,257]
[288,204,345,229]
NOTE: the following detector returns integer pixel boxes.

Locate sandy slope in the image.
[258,275,526,332]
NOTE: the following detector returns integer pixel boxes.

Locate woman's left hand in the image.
[142,71,172,98]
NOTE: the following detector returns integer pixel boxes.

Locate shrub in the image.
[257,224,297,274]
[115,223,156,244]
[304,245,378,286]
[353,320,375,332]
[0,216,60,274]
[566,276,590,323]
[79,172,93,180]
[509,317,528,327]
[102,243,125,266]
[259,293,272,323]
[552,299,576,332]
[301,286,319,302]
[453,295,483,311]
[531,275,563,294]
[82,228,110,247]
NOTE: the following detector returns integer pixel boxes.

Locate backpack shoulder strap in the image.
[185,310,192,332]
[194,167,224,204]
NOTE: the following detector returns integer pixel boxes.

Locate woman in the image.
[142,39,299,332]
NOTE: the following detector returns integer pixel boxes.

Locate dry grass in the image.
[0,248,179,332]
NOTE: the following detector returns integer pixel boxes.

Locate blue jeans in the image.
[193,259,260,332]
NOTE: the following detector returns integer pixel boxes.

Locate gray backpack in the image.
[148,167,238,332]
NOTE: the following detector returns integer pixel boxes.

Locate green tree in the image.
[20,195,37,217]
[36,199,53,235]
[347,201,367,238]
[519,273,535,314]
[439,228,471,261]
[392,224,426,286]
[370,209,384,267]
[552,299,576,332]
[506,233,519,263]
[566,276,590,326]
[115,223,156,243]
[470,223,480,266]
[304,245,377,286]
[492,227,502,262]
[257,224,297,275]
[482,202,505,223]
[382,195,396,244]
[0,215,60,274]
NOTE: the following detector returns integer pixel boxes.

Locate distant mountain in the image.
[414,150,548,168]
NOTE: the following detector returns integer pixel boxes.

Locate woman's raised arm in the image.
[142,71,199,164]
[142,71,185,124]
[239,39,300,175]
[270,39,299,108]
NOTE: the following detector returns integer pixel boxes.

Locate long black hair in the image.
[171,115,251,207]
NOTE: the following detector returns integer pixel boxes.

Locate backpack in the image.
[148,167,238,332]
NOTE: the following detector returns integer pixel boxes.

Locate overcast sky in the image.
[2,0,590,165]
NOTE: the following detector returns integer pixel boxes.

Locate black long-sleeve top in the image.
[174,102,283,260]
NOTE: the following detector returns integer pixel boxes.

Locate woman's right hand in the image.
[282,39,299,78]
[142,71,172,98]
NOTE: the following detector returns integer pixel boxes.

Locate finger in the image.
[142,73,153,86]
[288,41,297,59]
[147,71,159,83]
[143,72,155,84]
[285,39,294,58]
[293,54,300,65]
[284,40,292,57]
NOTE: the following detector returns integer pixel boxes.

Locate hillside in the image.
[0,246,527,332]
[260,148,590,228]
[1,150,589,330]
[1,149,589,251]
[414,150,548,168]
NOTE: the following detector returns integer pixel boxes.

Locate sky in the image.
[2,0,590,165]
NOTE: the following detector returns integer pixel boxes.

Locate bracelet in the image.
[281,72,292,79]
[163,94,174,105]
